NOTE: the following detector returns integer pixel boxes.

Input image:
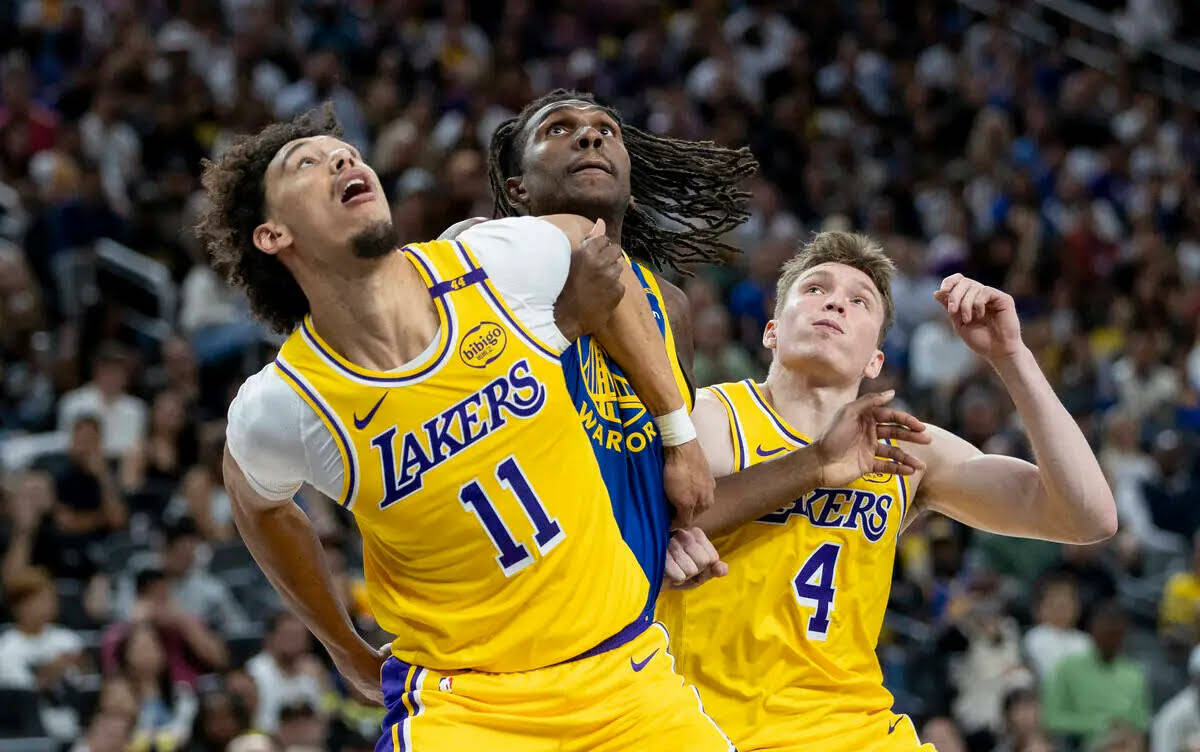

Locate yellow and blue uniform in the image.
[559,259,693,616]
[657,379,934,752]
[273,238,730,751]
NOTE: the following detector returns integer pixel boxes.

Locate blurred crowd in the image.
[0,1,1197,751]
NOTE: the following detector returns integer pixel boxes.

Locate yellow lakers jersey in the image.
[273,239,649,673]
[657,380,911,751]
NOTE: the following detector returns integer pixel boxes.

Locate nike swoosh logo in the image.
[353,393,388,430]
[630,649,658,672]
[888,717,902,734]
[755,445,786,457]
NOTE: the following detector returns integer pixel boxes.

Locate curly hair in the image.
[488,89,759,273]
[194,104,342,334]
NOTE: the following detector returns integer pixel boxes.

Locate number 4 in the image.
[459,456,564,577]
[793,542,842,641]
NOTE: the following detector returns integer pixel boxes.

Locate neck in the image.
[763,360,862,435]
[300,252,438,370]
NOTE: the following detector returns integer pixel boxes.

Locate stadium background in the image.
[0,0,1197,750]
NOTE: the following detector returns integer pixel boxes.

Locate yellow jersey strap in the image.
[404,240,486,298]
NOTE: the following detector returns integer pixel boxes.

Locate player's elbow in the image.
[1065,488,1119,544]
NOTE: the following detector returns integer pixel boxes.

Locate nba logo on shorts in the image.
[439,676,453,693]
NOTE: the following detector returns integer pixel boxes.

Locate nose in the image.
[575,126,603,150]
[329,147,357,172]
[824,297,845,315]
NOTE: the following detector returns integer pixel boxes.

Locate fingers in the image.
[663,551,688,584]
[587,218,606,239]
[846,389,895,413]
[666,528,729,589]
[871,443,927,476]
[666,530,701,580]
[876,423,933,445]
[958,284,981,324]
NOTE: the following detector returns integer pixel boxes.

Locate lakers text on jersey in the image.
[657,379,933,752]
[274,238,649,674]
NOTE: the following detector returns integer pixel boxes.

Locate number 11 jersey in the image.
[656,380,915,751]
[272,237,648,674]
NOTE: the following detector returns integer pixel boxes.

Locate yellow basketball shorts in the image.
[738,709,936,752]
[375,622,733,752]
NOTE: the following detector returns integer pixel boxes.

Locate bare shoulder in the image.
[692,388,735,477]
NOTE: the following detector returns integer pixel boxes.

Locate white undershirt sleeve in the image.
[456,216,572,352]
[225,365,310,501]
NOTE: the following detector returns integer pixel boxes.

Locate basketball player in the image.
[479,90,930,599]
[195,106,733,750]
[657,232,1119,751]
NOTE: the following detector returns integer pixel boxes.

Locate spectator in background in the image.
[57,342,148,459]
[1112,333,1182,422]
[275,700,328,751]
[1153,645,1200,752]
[1044,601,1151,747]
[246,611,328,734]
[186,687,251,752]
[273,46,367,150]
[15,417,127,581]
[115,621,197,751]
[922,716,968,752]
[950,596,1034,743]
[102,568,229,685]
[1023,574,1092,679]
[1140,431,1200,541]
[692,304,758,387]
[114,518,248,633]
[993,688,1049,752]
[1160,532,1200,647]
[0,53,57,175]
[0,567,85,741]
[119,389,198,519]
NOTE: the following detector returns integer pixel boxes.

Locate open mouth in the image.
[813,319,844,334]
[337,169,376,205]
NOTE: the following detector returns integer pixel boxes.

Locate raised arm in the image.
[222,448,388,703]
[909,275,1118,543]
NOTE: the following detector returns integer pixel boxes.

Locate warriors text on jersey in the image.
[273,238,649,673]
[657,379,930,751]
[559,258,692,616]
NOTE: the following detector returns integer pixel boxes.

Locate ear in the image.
[863,349,885,380]
[628,195,636,211]
[505,176,529,209]
[762,319,778,351]
[253,221,292,256]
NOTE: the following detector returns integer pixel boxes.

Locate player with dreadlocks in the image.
[470,89,925,630]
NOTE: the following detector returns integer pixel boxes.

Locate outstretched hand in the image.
[662,439,716,527]
[812,390,930,488]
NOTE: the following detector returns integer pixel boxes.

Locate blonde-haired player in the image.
[658,231,1117,751]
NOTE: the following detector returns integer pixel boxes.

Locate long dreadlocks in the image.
[488,89,759,273]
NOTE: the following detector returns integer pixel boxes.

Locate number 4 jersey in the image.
[270,234,648,673]
[656,380,921,752]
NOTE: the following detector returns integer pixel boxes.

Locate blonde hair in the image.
[775,231,896,344]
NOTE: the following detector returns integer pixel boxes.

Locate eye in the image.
[547,124,568,136]
[298,156,316,168]
[851,297,868,307]
[599,126,614,136]
[806,285,823,294]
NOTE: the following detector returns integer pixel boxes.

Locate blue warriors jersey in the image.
[559,259,693,615]
[272,239,649,673]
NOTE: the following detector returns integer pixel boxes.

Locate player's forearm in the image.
[593,261,684,417]
[992,346,1117,542]
[697,447,823,536]
[231,497,374,665]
